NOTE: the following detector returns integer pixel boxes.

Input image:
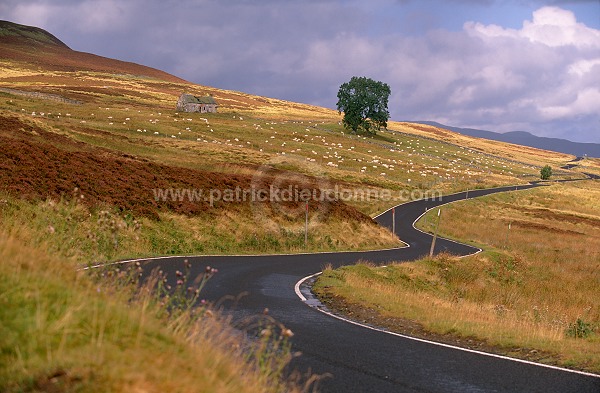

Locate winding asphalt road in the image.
[134,183,599,392]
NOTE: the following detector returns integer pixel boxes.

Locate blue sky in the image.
[1,0,599,142]
[382,1,599,34]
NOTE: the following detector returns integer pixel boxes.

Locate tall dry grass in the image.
[418,182,600,323]
[0,194,401,265]
[0,226,316,392]
[315,180,600,373]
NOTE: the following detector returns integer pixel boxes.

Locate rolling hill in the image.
[1,19,599,392]
[411,120,600,158]
[2,19,597,243]
[0,20,186,82]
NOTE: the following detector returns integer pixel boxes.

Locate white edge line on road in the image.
[372,182,534,219]
[294,271,321,302]
[295,183,600,379]
[86,183,534,270]
[83,243,411,270]
[293,272,600,379]
[411,198,483,257]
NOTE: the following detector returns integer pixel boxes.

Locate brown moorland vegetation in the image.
[0,113,369,223]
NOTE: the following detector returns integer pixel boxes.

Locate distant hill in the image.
[0,20,69,48]
[410,121,600,158]
[0,20,186,83]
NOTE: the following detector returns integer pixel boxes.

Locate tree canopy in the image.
[336,76,391,135]
[540,165,552,180]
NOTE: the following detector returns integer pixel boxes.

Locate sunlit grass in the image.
[0,229,307,392]
[0,194,401,264]
[1,61,578,210]
[315,180,600,373]
[0,44,597,392]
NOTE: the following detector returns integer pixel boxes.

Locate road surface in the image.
[132,184,599,392]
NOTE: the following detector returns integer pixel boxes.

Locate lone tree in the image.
[336,76,391,135]
[540,165,552,180]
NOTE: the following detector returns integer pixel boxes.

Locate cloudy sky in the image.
[1,0,599,142]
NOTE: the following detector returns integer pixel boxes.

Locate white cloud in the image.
[568,58,600,76]
[411,6,600,139]
[540,88,600,120]
[467,6,600,48]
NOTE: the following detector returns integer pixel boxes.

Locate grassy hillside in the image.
[1,20,597,390]
[315,181,600,373]
[0,20,69,48]
[0,226,309,392]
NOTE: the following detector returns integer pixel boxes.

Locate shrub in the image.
[566,318,593,339]
[540,165,552,180]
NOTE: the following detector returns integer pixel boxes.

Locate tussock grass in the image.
[316,181,600,373]
[0,229,308,392]
[0,195,337,391]
[0,195,401,263]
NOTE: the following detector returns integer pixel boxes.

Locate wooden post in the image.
[429,208,441,257]
[392,207,396,238]
[305,201,308,247]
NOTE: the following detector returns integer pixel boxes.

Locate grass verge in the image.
[314,180,600,373]
[0,193,339,391]
[0,228,313,392]
[0,194,401,264]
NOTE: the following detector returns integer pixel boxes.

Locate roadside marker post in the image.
[505,221,511,249]
[305,201,308,247]
[429,208,441,257]
[392,207,396,238]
